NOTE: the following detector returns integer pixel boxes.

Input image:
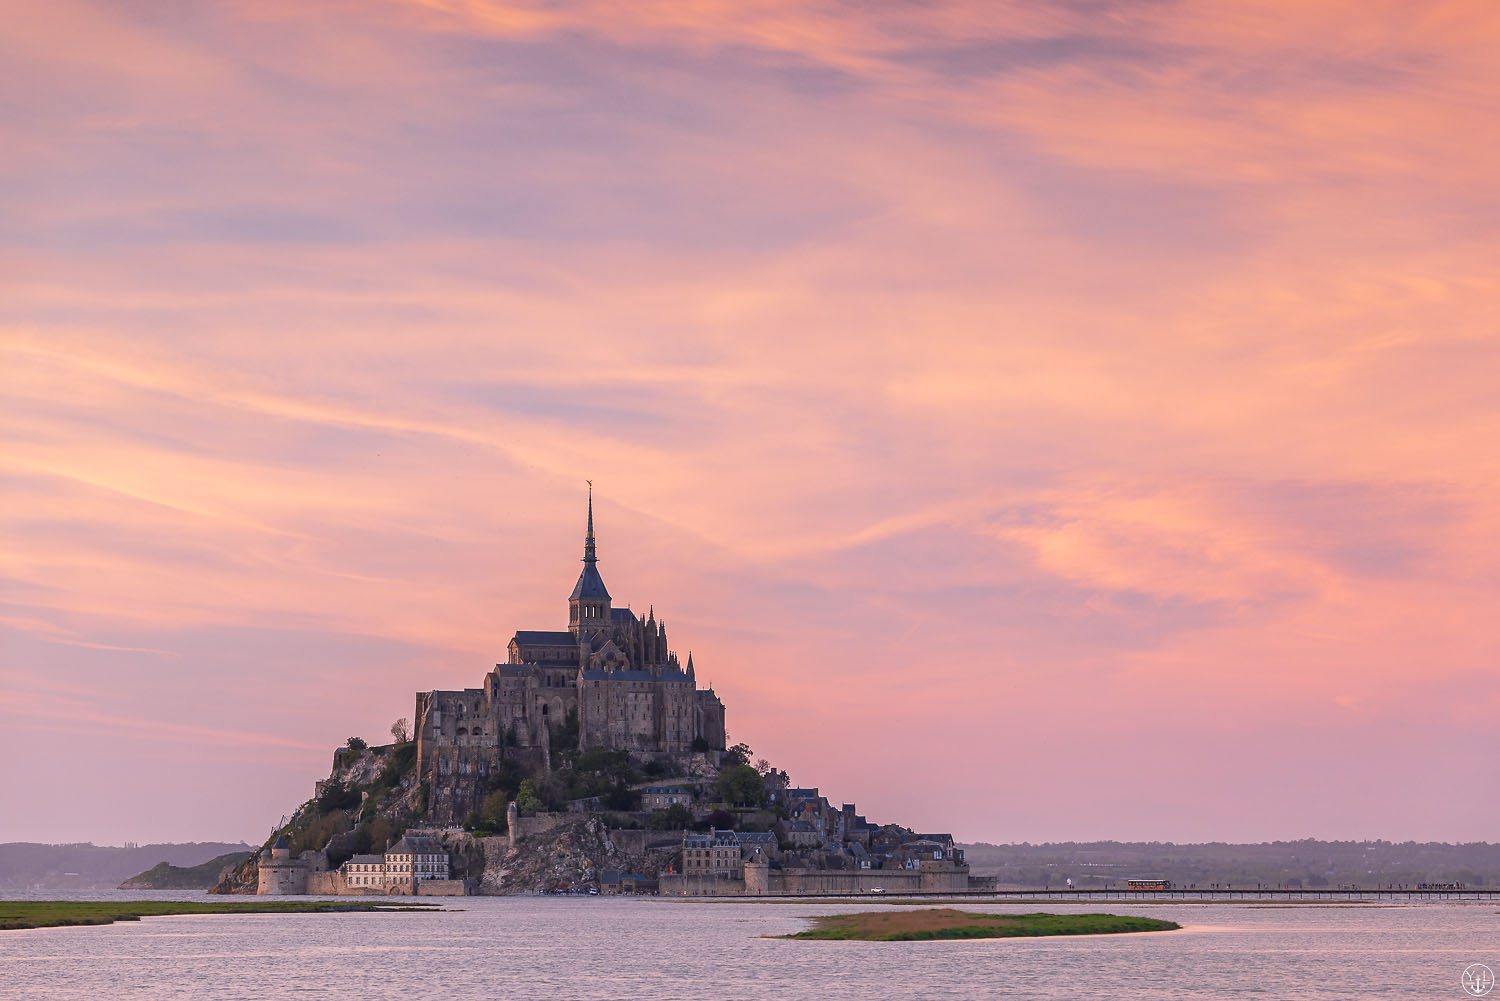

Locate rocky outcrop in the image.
[485,816,656,894]
[119,852,251,889]
[212,741,423,894]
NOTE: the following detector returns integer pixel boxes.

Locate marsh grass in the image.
[781,908,1179,941]
[0,899,438,931]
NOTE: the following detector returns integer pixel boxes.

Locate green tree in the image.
[366,816,402,854]
[717,765,766,807]
[317,782,361,812]
[552,708,580,759]
[648,804,694,830]
[724,742,753,767]
[699,809,734,831]
[516,779,544,815]
[603,785,640,811]
[480,790,510,832]
[346,736,367,753]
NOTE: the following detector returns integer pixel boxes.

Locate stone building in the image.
[338,834,451,892]
[256,834,327,895]
[681,830,744,879]
[384,835,450,888]
[344,854,387,889]
[640,786,694,810]
[416,492,728,823]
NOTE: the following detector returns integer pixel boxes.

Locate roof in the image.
[570,563,611,600]
[347,854,384,865]
[272,834,288,849]
[610,607,636,623]
[908,833,956,845]
[738,832,777,845]
[512,630,577,647]
[387,835,445,856]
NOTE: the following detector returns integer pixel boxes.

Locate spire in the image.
[686,652,695,681]
[583,481,597,565]
[569,483,611,607]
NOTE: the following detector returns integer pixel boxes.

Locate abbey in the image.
[415,492,727,823]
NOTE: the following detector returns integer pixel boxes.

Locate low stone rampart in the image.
[416,879,468,896]
[604,829,690,856]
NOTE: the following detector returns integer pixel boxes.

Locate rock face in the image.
[212,741,425,894]
[483,816,647,894]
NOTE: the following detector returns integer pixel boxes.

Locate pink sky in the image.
[2,1,1498,845]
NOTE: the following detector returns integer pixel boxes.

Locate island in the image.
[780,909,1181,941]
[215,492,995,899]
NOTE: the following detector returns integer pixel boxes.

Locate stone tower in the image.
[568,486,612,636]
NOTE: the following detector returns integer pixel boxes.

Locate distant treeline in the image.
[960,840,1500,888]
[0,842,254,890]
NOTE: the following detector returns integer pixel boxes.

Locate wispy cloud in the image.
[2,0,1498,843]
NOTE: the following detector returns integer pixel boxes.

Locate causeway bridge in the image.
[959,888,1500,903]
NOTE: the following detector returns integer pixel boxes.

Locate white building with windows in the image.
[385,835,450,886]
[337,835,451,892]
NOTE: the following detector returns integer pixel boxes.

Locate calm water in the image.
[1,892,1495,999]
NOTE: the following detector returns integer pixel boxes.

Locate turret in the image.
[645,606,657,664]
[569,486,612,635]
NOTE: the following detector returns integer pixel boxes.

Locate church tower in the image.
[569,486,612,636]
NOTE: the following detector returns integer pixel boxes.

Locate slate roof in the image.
[347,854,384,865]
[513,630,577,647]
[610,607,636,623]
[388,835,445,856]
[570,563,611,600]
[908,833,956,846]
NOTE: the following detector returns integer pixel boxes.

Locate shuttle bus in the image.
[1124,878,1172,891]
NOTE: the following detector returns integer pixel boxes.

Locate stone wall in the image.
[510,812,569,841]
[658,873,747,896]
[306,871,346,894]
[602,829,691,857]
[256,862,308,895]
[660,864,973,897]
[416,879,468,896]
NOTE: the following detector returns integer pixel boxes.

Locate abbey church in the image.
[415,492,727,823]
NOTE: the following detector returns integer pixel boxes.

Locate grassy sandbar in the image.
[781,908,1179,941]
[0,899,437,932]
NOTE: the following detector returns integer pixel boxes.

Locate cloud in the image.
[1,0,1498,842]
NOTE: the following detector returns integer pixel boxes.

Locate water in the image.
[2,892,1495,999]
